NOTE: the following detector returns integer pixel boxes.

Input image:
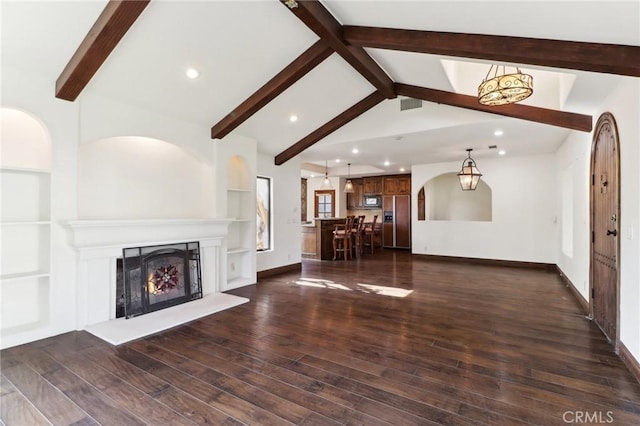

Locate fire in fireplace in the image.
[116,242,202,318]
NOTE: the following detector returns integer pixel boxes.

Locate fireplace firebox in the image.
[116,242,202,319]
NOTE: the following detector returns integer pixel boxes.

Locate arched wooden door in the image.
[590,112,620,346]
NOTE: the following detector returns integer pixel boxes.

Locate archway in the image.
[422,172,492,221]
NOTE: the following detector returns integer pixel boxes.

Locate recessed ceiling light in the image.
[185,68,199,79]
[310,173,315,178]
[289,115,298,123]
[399,167,406,172]
[384,160,390,166]
[494,129,504,136]
[498,150,507,156]
[352,148,359,154]
[335,158,341,163]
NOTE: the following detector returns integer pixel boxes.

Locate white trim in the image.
[65,218,233,329]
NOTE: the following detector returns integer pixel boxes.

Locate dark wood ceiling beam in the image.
[211,41,333,139]
[343,26,640,77]
[395,83,592,132]
[55,0,150,101]
[275,91,385,165]
[280,0,395,99]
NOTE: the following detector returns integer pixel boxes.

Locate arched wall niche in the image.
[227,155,251,190]
[78,136,209,219]
[77,93,214,164]
[1,106,52,170]
[79,130,212,165]
[422,172,492,221]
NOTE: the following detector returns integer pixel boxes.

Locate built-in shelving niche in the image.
[1,108,53,346]
[225,156,255,289]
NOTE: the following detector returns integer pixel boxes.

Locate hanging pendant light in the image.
[321,160,332,189]
[478,64,533,106]
[344,163,354,193]
[457,149,482,191]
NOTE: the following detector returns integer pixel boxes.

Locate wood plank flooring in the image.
[2,251,640,425]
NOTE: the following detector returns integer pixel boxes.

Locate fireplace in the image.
[66,219,248,345]
[116,242,202,318]
[67,219,233,326]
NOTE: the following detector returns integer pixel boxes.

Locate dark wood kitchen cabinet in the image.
[383,175,411,195]
[383,177,397,195]
[397,176,411,194]
[363,177,382,194]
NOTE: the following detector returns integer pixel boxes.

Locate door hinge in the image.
[592,287,595,299]
[591,174,595,186]
[591,231,595,243]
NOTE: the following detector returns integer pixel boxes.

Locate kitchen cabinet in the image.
[383,175,411,195]
[397,176,411,194]
[363,177,382,194]
[383,177,398,195]
[347,178,364,209]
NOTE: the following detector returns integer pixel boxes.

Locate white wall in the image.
[412,154,558,263]
[611,79,640,362]
[555,131,591,297]
[79,93,214,162]
[78,136,209,219]
[557,77,640,361]
[256,152,302,272]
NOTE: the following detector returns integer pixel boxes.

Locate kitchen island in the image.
[301,218,345,260]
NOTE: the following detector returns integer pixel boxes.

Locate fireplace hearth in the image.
[117,242,202,318]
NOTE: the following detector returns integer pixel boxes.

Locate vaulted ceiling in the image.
[3,1,639,177]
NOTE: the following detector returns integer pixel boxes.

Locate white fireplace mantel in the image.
[67,219,232,255]
[66,218,233,329]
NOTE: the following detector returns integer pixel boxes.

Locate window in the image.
[314,189,335,218]
[256,176,271,251]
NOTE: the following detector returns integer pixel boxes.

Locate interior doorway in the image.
[590,112,620,349]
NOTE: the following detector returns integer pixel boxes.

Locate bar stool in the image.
[352,215,366,258]
[332,216,354,260]
[362,215,379,254]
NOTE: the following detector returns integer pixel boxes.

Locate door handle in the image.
[607,229,618,237]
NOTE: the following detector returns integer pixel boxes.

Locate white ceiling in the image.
[2,1,638,178]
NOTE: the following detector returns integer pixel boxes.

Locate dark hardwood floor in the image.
[2,251,640,425]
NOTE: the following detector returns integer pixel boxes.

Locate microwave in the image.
[363,195,382,208]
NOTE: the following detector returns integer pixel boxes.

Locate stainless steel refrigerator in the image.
[382,195,411,248]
